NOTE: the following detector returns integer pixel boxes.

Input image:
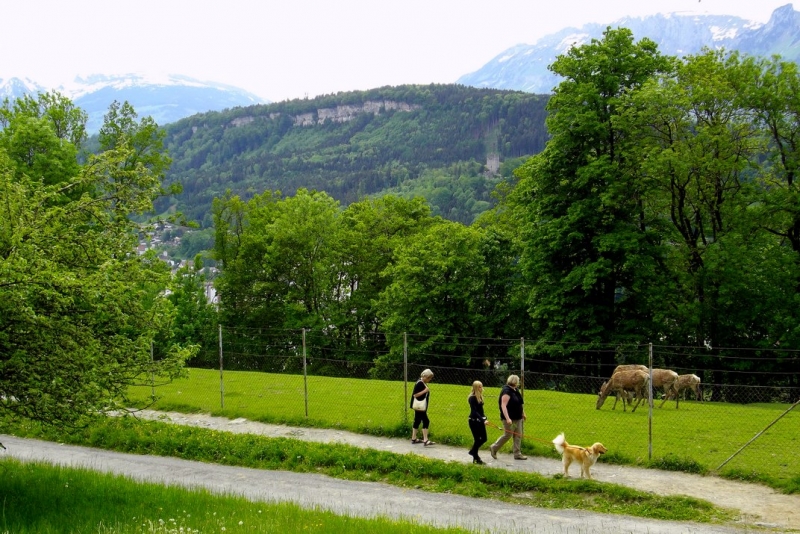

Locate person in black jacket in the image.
[410,369,435,446]
[467,380,490,464]
[489,374,528,460]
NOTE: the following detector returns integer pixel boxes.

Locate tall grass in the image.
[0,458,474,534]
[126,368,800,493]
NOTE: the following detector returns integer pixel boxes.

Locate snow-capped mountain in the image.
[0,77,48,100]
[458,4,800,94]
[0,73,268,133]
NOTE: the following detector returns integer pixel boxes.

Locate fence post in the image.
[150,340,155,401]
[303,328,309,418]
[520,337,525,396]
[218,324,224,409]
[648,342,653,461]
[403,332,408,423]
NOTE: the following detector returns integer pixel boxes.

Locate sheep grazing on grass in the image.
[596,369,650,412]
[667,373,702,407]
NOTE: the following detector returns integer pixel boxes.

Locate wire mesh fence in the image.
[153,326,800,484]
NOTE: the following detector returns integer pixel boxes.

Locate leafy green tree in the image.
[213,188,340,331]
[330,196,434,357]
[167,255,218,357]
[741,55,800,351]
[623,49,766,348]
[0,93,84,192]
[0,94,193,429]
[99,101,171,179]
[0,91,87,148]
[377,221,495,366]
[511,28,673,353]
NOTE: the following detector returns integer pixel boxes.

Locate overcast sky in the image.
[1,0,794,102]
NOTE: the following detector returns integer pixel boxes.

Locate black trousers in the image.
[468,419,487,456]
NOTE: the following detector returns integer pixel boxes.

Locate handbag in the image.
[412,396,427,411]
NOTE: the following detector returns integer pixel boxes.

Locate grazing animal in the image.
[612,364,648,375]
[611,365,648,406]
[552,432,607,479]
[596,369,649,412]
[668,374,702,407]
[651,368,680,408]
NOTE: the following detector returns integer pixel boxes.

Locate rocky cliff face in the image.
[293,101,421,126]
[227,100,422,129]
[458,4,799,94]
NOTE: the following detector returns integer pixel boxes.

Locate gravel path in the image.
[2,410,798,533]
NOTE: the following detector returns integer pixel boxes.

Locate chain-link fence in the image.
[155,326,799,484]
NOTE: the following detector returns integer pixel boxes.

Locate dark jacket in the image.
[468,395,486,422]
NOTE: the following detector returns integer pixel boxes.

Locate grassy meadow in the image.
[0,458,475,534]
[126,368,800,492]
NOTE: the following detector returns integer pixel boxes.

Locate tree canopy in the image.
[0,93,194,429]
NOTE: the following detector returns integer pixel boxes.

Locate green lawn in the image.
[0,458,473,534]
[127,368,800,492]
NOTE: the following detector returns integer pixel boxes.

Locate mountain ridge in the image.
[458,4,797,94]
[0,73,268,133]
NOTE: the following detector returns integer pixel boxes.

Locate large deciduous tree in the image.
[0,94,193,430]
[511,28,673,353]
[376,220,522,367]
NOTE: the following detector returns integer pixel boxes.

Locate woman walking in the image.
[489,374,527,460]
[467,380,489,464]
[410,369,435,446]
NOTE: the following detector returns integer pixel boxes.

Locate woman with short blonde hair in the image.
[410,369,435,446]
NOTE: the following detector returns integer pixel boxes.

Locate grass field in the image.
[0,458,473,533]
[126,368,800,493]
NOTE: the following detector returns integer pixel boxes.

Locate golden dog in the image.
[552,432,607,479]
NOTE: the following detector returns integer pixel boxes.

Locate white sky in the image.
[1,0,794,102]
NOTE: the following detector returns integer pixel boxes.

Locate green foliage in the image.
[502,30,800,369]
[0,92,194,429]
[157,84,548,225]
[167,260,218,352]
[376,161,499,224]
[510,28,674,353]
[377,221,528,366]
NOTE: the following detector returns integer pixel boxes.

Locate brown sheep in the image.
[596,369,650,412]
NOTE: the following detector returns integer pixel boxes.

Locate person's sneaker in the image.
[489,445,497,459]
[514,455,528,460]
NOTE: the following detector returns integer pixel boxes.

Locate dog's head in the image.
[590,443,607,456]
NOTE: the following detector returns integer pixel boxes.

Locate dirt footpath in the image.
[131,410,799,532]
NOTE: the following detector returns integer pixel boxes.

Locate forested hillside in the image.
[156,84,549,226]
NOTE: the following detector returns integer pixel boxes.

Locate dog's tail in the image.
[552,432,566,454]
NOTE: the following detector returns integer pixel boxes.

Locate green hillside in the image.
[156,84,550,226]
